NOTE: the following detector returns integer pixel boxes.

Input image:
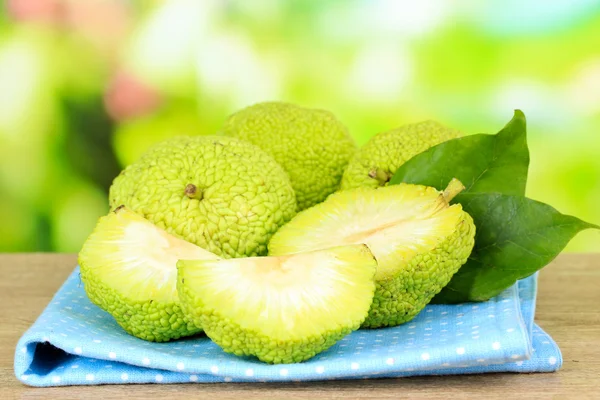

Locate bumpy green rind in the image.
[109,135,297,258]
[79,265,200,342]
[221,102,356,211]
[362,212,476,328]
[177,272,373,364]
[341,121,461,190]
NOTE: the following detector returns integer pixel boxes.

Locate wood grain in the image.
[1,253,599,399]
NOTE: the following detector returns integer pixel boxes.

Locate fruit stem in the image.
[368,168,392,186]
[443,178,465,202]
[185,184,203,200]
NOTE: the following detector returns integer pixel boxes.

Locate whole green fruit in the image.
[341,120,461,190]
[221,101,356,211]
[109,135,296,258]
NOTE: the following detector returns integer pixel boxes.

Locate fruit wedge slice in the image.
[79,206,219,342]
[177,244,377,364]
[269,179,476,328]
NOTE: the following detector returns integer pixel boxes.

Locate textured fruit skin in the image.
[109,135,296,258]
[362,212,475,328]
[79,267,199,342]
[221,102,356,211]
[181,303,356,363]
[341,121,461,190]
[177,245,377,364]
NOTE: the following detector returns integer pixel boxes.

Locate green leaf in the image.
[433,193,600,303]
[389,110,597,302]
[390,110,529,196]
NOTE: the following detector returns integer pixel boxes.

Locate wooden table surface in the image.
[1,253,599,399]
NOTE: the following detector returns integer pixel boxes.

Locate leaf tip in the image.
[513,109,526,121]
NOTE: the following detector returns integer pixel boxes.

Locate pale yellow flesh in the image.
[269,184,462,278]
[178,244,376,340]
[81,208,219,302]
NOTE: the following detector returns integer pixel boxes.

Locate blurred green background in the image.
[0,0,598,253]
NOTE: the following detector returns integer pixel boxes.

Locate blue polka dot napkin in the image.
[15,267,561,386]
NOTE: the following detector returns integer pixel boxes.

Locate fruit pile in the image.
[78,102,597,364]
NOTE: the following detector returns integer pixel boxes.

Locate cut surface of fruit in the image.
[270,180,463,280]
[177,244,377,363]
[79,206,219,342]
[268,180,476,328]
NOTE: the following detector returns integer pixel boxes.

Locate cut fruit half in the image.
[177,244,377,364]
[78,206,219,342]
[268,179,476,328]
